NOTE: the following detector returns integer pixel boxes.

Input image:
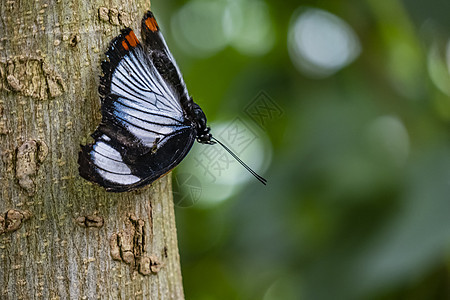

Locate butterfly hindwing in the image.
[79,134,141,190]
[79,128,196,192]
[79,12,197,192]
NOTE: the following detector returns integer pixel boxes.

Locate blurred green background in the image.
[155,0,450,299]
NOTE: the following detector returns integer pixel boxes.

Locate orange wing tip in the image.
[121,40,129,51]
[145,16,159,32]
[125,30,140,47]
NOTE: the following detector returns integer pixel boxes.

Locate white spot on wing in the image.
[113,101,182,126]
[124,124,161,147]
[93,142,121,161]
[92,141,140,185]
[112,100,189,147]
[97,170,140,185]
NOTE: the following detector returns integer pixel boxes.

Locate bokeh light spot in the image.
[178,120,271,207]
[171,1,230,57]
[227,0,275,56]
[366,115,410,167]
[288,8,361,78]
[427,41,450,96]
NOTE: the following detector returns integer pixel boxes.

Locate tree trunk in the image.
[0,0,184,299]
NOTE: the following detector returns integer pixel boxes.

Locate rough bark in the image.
[0,0,185,299]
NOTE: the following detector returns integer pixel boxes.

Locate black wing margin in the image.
[99,28,139,104]
[141,11,191,105]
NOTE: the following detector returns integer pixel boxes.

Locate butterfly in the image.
[78,11,266,192]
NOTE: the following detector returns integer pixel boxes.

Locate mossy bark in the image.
[0,0,184,298]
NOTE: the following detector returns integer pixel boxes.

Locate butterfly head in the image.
[188,100,215,145]
[197,126,214,144]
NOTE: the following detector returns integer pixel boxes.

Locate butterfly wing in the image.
[140,11,191,102]
[79,14,196,192]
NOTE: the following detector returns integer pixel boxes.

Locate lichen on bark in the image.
[0,57,65,100]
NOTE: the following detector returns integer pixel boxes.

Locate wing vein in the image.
[115,99,185,124]
[114,114,170,136]
[114,66,162,97]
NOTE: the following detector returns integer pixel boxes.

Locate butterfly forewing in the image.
[140,11,190,102]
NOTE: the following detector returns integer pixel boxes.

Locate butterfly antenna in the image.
[211,136,267,185]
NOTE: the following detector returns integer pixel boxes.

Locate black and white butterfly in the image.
[78,11,266,192]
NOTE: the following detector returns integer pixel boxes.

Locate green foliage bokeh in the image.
[158,0,450,299]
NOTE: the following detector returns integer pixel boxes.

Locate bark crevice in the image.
[110,213,163,276]
[0,209,32,235]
